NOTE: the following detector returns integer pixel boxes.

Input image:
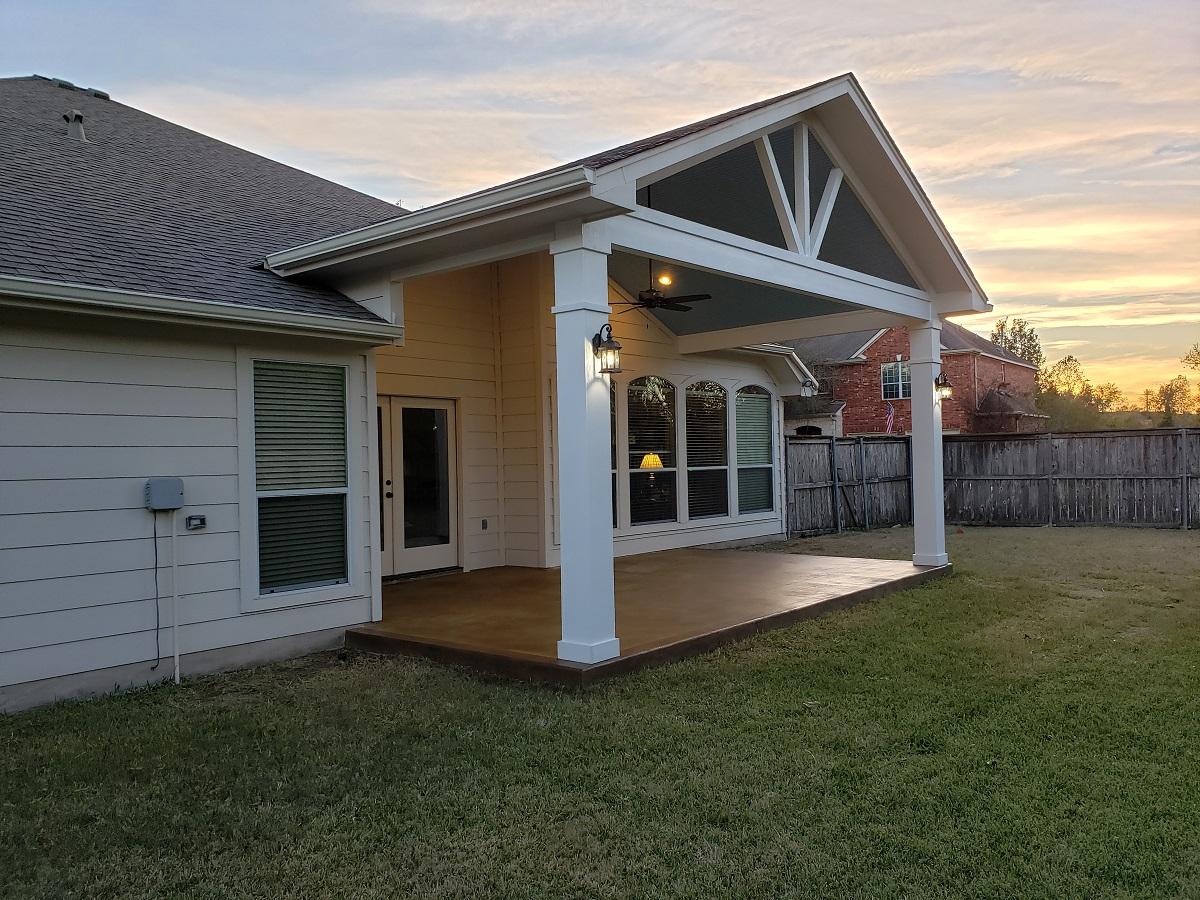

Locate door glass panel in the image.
[402,407,451,549]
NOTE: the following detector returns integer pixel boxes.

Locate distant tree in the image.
[1183,343,1200,372]
[990,317,1045,372]
[1143,388,1155,413]
[1154,375,1193,427]
[1092,382,1124,412]
[1042,355,1090,396]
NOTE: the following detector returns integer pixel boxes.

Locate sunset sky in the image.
[3,0,1197,400]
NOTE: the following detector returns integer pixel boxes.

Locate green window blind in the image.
[736,387,773,513]
[254,360,347,490]
[258,494,348,592]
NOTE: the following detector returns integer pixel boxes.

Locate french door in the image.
[378,397,459,575]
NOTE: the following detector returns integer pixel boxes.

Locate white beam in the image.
[676,309,915,354]
[550,222,620,664]
[798,123,811,254]
[808,168,843,258]
[909,322,948,567]
[755,137,800,253]
[609,210,932,320]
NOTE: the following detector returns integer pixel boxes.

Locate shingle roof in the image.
[0,75,406,321]
[783,320,1036,369]
[780,330,882,364]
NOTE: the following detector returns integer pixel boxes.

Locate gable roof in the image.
[783,319,1037,369]
[0,75,404,322]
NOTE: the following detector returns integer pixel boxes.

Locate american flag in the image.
[885,402,895,435]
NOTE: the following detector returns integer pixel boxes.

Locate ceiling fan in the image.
[614,262,712,313]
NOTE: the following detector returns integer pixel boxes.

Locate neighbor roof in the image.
[0,75,406,321]
[783,319,1035,369]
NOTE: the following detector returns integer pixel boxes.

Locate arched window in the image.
[736,386,773,513]
[627,376,677,525]
[685,380,728,518]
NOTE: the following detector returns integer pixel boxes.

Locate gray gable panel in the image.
[0,76,405,321]
[635,142,788,250]
[808,131,835,227]
[818,183,919,289]
[608,251,851,336]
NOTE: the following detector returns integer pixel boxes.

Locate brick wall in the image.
[830,327,1039,435]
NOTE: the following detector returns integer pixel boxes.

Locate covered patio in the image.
[347,548,950,684]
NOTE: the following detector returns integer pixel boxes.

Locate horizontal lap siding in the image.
[0,322,373,688]
[378,267,502,571]
[498,254,548,567]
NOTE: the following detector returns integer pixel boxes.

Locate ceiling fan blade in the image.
[667,293,712,303]
[660,303,693,312]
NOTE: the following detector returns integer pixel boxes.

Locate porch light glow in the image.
[935,372,953,400]
[592,323,622,374]
[639,452,664,469]
[657,274,672,286]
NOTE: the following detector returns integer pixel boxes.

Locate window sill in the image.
[242,582,364,614]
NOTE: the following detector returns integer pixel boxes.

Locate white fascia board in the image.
[0,275,403,345]
[849,328,891,359]
[739,343,819,392]
[677,309,912,355]
[266,167,603,276]
[611,209,931,319]
[837,88,990,307]
[589,76,852,194]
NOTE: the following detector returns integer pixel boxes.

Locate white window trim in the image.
[236,347,366,613]
[881,360,912,400]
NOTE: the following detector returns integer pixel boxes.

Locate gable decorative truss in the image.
[264,74,990,351]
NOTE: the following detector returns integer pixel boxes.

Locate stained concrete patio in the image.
[346,548,950,684]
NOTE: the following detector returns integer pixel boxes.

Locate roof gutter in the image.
[741,343,820,393]
[0,275,404,344]
[266,166,599,276]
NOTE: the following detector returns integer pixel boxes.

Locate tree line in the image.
[990,318,1200,430]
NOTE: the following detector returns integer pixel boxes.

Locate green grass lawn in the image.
[3,527,1199,899]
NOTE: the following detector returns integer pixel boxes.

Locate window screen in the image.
[628,376,677,525]
[253,360,348,593]
[686,381,728,519]
[736,386,773,513]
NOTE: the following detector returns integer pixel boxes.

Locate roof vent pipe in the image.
[63,109,87,142]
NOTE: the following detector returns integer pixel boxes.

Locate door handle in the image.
[385,492,394,499]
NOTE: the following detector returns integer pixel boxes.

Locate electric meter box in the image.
[145,477,185,511]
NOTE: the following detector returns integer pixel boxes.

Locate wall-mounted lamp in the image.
[592,323,622,374]
[935,372,953,400]
[800,377,818,398]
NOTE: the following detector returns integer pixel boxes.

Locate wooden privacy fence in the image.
[786,436,913,535]
[786,429,1200,534]
[943,430,1199,528]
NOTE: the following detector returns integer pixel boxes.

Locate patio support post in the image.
[549,220,620,664]
[909,321,949,566]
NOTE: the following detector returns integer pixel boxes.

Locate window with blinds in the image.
[685,381,728,518]
[253,360,349,593]
[736,386,773,513]
[627,376,677,525]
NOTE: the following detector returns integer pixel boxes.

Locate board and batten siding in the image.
[0,321,376,694]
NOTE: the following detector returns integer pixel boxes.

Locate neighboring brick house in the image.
[784,320,1044,435]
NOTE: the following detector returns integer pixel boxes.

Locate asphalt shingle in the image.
[0,75,407,322]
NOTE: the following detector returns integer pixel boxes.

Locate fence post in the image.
[1044,432,1054,526]
[859,436,870,531]
[1182,428,1190,531]
[830,436,843,534]
[907,435,915,526]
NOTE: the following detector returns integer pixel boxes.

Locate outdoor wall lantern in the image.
[935,372,954,400]
[592,323,622,374]
[800,377,818,398]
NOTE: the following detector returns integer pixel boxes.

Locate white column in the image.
[550,221,620,663]
[909,321,949,566]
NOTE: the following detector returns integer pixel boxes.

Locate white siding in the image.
[0,321,375,690]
